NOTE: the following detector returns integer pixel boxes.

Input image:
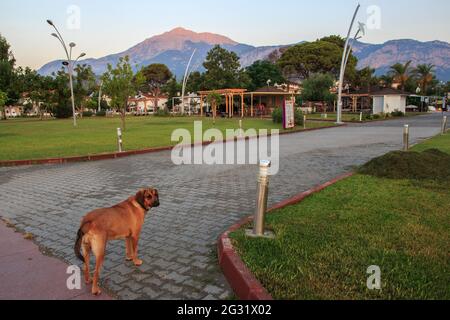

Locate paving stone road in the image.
[0,113,446,299]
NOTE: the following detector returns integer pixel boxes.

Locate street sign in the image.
[283,100,295,129]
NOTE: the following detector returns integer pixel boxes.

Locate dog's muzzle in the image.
[153,200,160,208]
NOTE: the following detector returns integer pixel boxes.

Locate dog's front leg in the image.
[125,237,133,261]
[131,236,143,266]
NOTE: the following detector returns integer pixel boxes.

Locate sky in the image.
[1,0,449,70]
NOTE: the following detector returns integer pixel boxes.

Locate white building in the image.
[372,88,408,114]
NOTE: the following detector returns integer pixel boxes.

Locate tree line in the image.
[1,32,448,125]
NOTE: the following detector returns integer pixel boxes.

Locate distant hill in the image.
[38,27,450,81]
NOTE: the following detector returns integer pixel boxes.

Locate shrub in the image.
[82,111,94,117]
[391,110,405,117]
[272,107,282,123]
[54,103,72,119]
[372,114,381,120]
[272,107,304,126]
[154,108,170,117]
[96,111,106,117]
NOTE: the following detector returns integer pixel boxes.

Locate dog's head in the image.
[135,188,160,211]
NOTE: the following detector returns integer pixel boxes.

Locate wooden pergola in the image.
[198,89,247,118]
[245,88,295,117]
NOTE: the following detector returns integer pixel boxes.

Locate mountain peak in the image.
[158,27,238,45]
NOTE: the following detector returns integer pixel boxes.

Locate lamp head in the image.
[46,19,54,26]
[69,42,76,48]
[79,53,86,58]
[358,22,366,36]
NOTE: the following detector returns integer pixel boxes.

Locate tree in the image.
[300,73,336,112]
[73,64,96,115]
[141,63,173,111]
[0,90,7,120]
[186,71,205,93]
[203,45,249,89]
[245,60,285,91]
[379,74,394,88]
[354,67,377,93]
[51,68,72,119]
[102,56,144,130]
[0,33,17,106]
[389,61,413,91]
[163,77,181,110]
[277,38,358,81]
[206,92,223,125]
[414,64,435,95]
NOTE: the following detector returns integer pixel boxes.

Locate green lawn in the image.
[0,116,334,161]
[307,112,425,122]
[230,133,450,300]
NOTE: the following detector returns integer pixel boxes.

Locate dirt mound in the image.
[358,149,450,180]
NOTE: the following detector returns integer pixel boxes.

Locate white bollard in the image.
[303,115,307,130]
[442,116,448,134]
[117,128,123,152]
[360,112,363,122]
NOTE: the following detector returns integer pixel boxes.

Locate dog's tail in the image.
[74,228,85,263]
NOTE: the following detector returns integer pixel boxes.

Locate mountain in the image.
[352,39,450,81]
[38,27,450,81]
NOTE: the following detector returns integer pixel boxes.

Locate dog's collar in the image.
[135,199,149,212]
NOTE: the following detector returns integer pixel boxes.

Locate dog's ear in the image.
[135,189,145,204]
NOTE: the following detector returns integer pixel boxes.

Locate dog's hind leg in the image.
[81,239,92,285]
[91,233,107,296]
[131,236,143,267]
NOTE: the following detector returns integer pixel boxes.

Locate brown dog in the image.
[74,188,160,295]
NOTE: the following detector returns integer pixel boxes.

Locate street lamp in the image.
[336,4,361,124]
[181,49,197,115]
[47,19,85,127]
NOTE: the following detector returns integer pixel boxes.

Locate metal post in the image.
[239,119,243,137]
[337,4,361,125]
[403,125,410,151]
[246,160,274,238]
[442,116,448,134]
[117,128,123,152]
[303,115,307,130]
[360,112,363,122]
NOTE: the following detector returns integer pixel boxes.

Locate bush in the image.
[391,110,405,117]
[272,107,282,123]
[372,114,381,120]
[54,103,72,119]
[154,108,170,117]
[272,107,304,126]
[82,111,94,117]
[96,111,106,117]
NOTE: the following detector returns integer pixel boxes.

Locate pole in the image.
[442,116,448,134]
[403,125,410,151]
[69,64,76,126]
[360,112,363,122]
[303,115,307,130]
[117,128,123,152]
[337,4,361,125]
[98,81,103,113]
[181,49,196,115]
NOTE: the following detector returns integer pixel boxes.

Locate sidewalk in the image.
[0,221,111,300]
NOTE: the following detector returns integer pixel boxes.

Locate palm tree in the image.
[389,61,412,91]
[414,64,435,95]
[379,74,394,88]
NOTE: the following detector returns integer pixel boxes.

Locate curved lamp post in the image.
[181,49,197,115]
[47,19,85,127]
[336,4,361,124]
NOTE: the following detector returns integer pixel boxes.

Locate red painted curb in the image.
[0,124,343,168]
[217,172,355,300]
